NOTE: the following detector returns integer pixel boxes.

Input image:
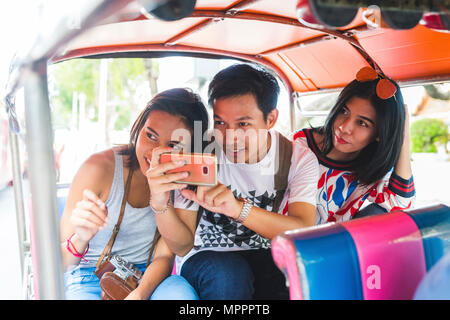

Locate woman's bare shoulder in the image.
[84,149,115,172]
[72,148,116,191]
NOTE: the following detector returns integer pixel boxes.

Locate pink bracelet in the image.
[66,233,89,262]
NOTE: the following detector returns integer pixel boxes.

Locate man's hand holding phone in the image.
[181,184,244,220]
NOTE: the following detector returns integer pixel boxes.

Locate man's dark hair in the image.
[208,63,280,120]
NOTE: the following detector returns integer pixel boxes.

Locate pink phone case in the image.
[160,153,217,186]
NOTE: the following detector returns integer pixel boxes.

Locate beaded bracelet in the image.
[66,233,89,262]
[149,197,171,215]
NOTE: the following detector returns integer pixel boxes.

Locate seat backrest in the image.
[342,212,426,299]
[272,204,450,300]
[406,205,450,271]
[283,223,364,300]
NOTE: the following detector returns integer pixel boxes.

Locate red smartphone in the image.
[160,153,217,186]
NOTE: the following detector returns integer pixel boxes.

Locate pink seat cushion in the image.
[342,212,427,299]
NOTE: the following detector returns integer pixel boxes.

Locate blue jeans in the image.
[180,250,289,300]
[64,264,198,300]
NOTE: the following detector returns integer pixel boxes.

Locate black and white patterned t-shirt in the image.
[198,186,275,250]
[174,130,319,272]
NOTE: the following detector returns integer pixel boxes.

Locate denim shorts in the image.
[64,263,198,300]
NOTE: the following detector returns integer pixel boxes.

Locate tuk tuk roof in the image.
[52,0,450,96]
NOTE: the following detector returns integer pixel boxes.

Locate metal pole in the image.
[23,60,65,300]
[8,128,28,279]
[289,92,296,132]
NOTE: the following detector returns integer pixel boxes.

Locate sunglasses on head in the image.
[356,66,397,100]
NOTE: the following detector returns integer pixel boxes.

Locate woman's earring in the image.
[375,137,380,142]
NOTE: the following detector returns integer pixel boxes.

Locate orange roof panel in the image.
[241,0,299,19]
[356,25,450,81]
[195,0,243,10]
[178,18,321,55]
[66,18,207,49]
[278,38,370,90]
[56,1,450,96]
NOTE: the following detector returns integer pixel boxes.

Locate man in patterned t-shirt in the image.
[155,64,319,299]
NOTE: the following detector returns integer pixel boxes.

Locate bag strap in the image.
[272,132,293,213]
[146,229,161,266]
[96,167,134,270]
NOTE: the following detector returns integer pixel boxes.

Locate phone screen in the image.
[160,153,217,186]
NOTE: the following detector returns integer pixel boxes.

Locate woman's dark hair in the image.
[120,88,209,170]
[208,63,280,120]
[316,77,405,186]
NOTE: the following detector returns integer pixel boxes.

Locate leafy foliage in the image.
[49,59,100,127]
[49,58,156,132]
[410,118,448,153]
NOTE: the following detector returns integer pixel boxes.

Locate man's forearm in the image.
[238,202,315,239]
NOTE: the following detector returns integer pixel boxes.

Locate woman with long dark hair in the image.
[60,88,208,299]
[294,67,415,224]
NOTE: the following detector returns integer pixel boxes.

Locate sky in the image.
[0,1,35,80]
[0,0,91,95]
[0,1,29,93]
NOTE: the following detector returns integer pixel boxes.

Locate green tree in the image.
[410,118,448,153]
[107,58,146,133]
[49,59,100,128]
[49,58,159,134]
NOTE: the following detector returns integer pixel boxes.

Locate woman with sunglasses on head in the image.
[60,88,208,300]
[293,67,415,224]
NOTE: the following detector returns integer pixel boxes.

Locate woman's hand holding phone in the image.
[145,147,189,210]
